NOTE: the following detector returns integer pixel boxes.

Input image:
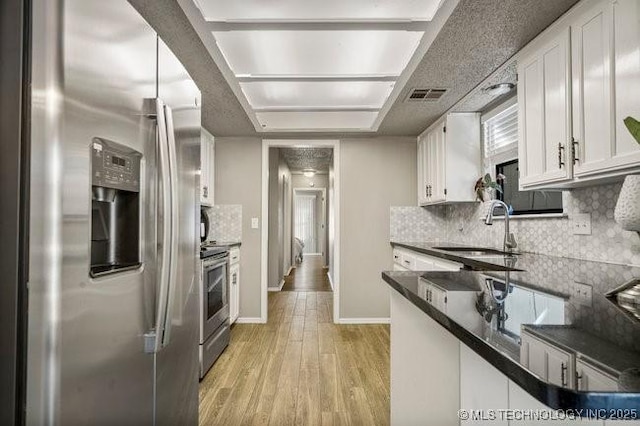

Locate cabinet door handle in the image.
[572,138,579,165]
[403,260,411,265]
[203,186,208,198]
[425,185,429,198]
[576,372,583,390]
[561,362,567,387]
[558,143,565,169]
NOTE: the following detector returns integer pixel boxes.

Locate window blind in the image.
[483,103,518,158]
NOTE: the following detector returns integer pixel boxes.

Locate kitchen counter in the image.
[382,269,640,414]
[391,241,640,353]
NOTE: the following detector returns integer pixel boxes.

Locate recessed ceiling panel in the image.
[214,31,423,76]
[256,111,377,130]
[240,81,394,108]
[197,0,441,21]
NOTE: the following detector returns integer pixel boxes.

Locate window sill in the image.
[479,212,568,221]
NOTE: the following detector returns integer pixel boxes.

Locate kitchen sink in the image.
[432,246,519,256]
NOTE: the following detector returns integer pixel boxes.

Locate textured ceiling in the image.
[377,0,579,135]
[130,0,578,138]
[453,61,518,113]
[280,148,333,172]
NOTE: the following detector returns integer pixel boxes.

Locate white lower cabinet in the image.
[229,247,240,324]
[391,247,462,272]
[576,359,618,392]
[520,332,575,389]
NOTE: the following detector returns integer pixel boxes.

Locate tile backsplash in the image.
[391,182,640,267]
[206,204,242,243]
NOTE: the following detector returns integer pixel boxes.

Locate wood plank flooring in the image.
[282,255,332,292]
[199,291,390,425]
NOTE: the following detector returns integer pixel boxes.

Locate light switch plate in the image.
[571,213,592,235]
[251,217,259,229]
[572,282,593,306]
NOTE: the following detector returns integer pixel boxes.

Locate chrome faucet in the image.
[485,200,517,254]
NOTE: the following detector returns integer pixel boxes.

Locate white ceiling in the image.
[193,0,445,132]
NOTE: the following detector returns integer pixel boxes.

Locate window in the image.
[482,97,563,216]
[496,160,563,215]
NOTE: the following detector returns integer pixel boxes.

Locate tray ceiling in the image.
[134,0,580,137]
[193,0,445,132]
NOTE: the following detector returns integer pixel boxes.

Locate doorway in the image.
[261,140,340,323]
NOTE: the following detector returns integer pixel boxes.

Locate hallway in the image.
[198,292,390,425]
[282,255,332,292]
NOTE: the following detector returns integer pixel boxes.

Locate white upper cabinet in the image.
[417,113,481,205]
[200,128,215,206]
[611,0,640,170]
[518,28,573,188]
[517,0,640,189]
[571,0,613,177]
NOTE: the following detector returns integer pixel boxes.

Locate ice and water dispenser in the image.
[90,138,142,277]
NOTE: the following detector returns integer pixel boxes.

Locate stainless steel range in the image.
[199,245,230,378]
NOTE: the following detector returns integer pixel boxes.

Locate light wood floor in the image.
[199,291,390,425]
[282,255,332,292]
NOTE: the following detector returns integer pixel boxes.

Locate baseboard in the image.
[304,253,322,256]
[268,279,285,292]
[286,266,293,276]
[327,271,334,291]
[336,317,391,324]
[235,317,264,324]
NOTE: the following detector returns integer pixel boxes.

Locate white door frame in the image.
[261,140,340,324]
[293,187,327,260]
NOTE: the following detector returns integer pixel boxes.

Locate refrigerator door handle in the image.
[161,103,179,347]
[147,97,172,354]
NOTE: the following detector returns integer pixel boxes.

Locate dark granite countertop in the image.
[382,270,640,413]
[391,241,640,353]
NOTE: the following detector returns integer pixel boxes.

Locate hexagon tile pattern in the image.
[391,182,640,267]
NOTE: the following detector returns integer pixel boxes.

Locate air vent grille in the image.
[406,88,447,102]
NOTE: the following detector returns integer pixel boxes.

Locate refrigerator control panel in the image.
[91,137,142,193]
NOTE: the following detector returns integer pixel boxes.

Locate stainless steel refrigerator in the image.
[26,0,201,424]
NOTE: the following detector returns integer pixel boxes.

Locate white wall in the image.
[214,137,263,319]
[339,137,416,320]
[268,148,292,289]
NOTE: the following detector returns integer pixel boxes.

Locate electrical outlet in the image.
[573,282,592,306]
[251,217,259,229]
[571,213,592,235]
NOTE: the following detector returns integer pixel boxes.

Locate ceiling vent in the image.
[405,88,447,102]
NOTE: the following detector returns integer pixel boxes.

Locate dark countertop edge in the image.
[382,271,640,414]
[209,241,242,247]
[390,242,521,272]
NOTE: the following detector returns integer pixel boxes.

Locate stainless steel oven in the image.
[199,248,230,378]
